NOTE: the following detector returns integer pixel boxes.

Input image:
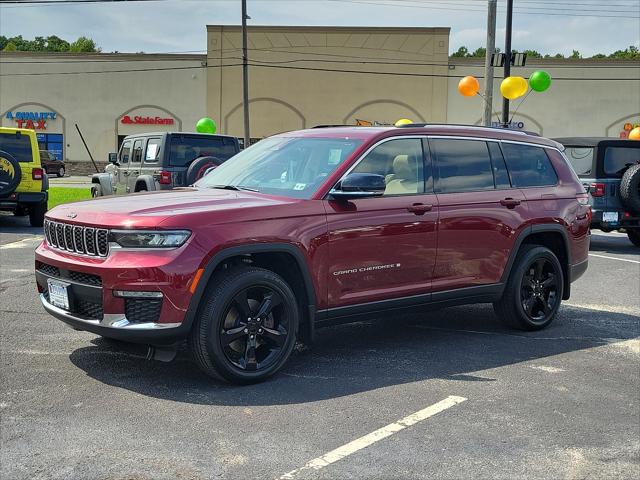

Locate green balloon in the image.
[196,117,217,134]
[529,70,551,92]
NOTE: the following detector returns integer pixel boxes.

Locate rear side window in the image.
[431,139,494,193]
[564,146,594,176]
[502,143,558,187]
[0,132,33,162]
[169,136,239,166]
[604,146,640,177]
[144,138,162,163]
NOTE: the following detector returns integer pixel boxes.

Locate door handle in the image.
[500,198,521,209]
[131,170,139,175]
[123,171,130,176]
[407,203,433,215]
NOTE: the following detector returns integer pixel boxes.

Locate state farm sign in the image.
[121,115,174,126]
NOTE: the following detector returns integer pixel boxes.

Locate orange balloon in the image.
[458,76,480,97]
[629,127,640,140]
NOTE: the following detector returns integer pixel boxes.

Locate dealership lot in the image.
[1,215,638,480]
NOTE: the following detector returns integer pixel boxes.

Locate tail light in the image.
[576,193,589,205]
[32,168,44,180]
[590,183,605,197]
[159,171,172,185]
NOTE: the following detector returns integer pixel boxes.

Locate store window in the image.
[37,133,64,160]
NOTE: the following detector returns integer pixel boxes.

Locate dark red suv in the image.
[35,125,591,384]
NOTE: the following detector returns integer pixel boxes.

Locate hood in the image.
[47,188,298,229]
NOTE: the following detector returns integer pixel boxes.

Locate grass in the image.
[48,187,92,210]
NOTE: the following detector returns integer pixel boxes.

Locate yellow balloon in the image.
[500,76,525,100]
[395,118,413,127]
[514,76,528,97]
[629,127,640,140]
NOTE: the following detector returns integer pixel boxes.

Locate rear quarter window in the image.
[0,132,34,162]
[502,143,558,187]
[169,136,239,167]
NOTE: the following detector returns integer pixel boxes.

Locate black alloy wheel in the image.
[520,257,559,324]
[220,286,290,371]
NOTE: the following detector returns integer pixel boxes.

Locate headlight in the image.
[109,230,191,248]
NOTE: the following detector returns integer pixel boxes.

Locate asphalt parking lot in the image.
[1,212,639,480]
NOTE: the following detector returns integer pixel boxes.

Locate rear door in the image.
[325,137,439,308]
[429,137,527,292]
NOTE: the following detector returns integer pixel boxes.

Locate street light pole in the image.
[501,0,513,126]
[241,0,251,147]
[482,0,497,126]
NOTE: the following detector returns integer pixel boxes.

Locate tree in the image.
[570,50,582,59]
[522,49,542,59]
[69,36,100,53]
[451,46,469,57]
[3,42,17,52]
[0,35,99,53]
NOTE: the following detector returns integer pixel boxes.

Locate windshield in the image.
[195,136,363,199]
[564,146,594,176]
[604,146,640,177]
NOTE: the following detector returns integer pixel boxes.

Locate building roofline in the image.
[0,52,206,61]
[207,24,451,33]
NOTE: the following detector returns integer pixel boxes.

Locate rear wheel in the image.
[57,167,65,178]
[91,184,102,197]
[29,201,47,227]
[189,266,298,384]
[627,229,640,247]
[494,245,564,331]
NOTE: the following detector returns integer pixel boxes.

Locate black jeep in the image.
[555,137,640,246]
[91,132,240,197]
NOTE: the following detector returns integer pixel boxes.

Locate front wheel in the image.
[627,229,640,247]
[57,167,65,178]
[494,245,564,331]
[91,184,102,197]
[189,266,299,384]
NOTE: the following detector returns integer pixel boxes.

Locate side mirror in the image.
[329,173,386,200]
[108,152,119,164]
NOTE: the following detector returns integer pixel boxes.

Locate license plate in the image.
[47,279,70,310]
[602,211,619,223]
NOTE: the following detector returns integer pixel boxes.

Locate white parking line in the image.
[0,237,42,250]
[278,395,467,480]
[589,253,640,264]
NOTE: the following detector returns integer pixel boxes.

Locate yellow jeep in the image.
[0,127,48,227]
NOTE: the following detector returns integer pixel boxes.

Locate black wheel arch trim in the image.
[183,242,317,334]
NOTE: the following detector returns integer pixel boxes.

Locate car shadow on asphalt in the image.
[68,303,639,405]
[589,233,637,256]
[0,212,43,235]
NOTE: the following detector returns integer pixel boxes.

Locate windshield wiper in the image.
[208,184,260,192]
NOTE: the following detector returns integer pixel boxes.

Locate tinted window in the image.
[170,136,239,166]
[502,143,558,187]
[0,132,32,162]
[352,138,426,195]
[488,142,511,188]
[144,138,162,163]
[119,140,132,164]
[564,146,594,176]
[431,139,494,193]
[196,136,362,199]
[604,146,640,177]
[131,139,143,164]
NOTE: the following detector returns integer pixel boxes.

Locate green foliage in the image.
[0,35,99,53]
[451,46,469,58]
[451,45,640,59]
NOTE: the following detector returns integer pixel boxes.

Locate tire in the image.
[29,201,47,227]
[189,266,299,384]
[0,150,22,197]
[620,163,640,214]
[627,229,640,247]
[57,167,65,178]
[186,156,224,185]
[91,184,102,197]
[493,244,564,331]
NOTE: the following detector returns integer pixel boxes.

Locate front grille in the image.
[37,262,102,287]
[75,299,104,320]
[38,263,60,277]
[68,271,102,287]
[44,219,109,257]
[125,298,163,323]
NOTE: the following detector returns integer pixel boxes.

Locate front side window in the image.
[196,136,362,199]
[431,139,494,193]
[564,146,594,176]
[119,140,132,164]
[502,143,558,187]
[604,146,640,177]
[352,138,426,195]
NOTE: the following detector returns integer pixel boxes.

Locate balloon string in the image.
[509,89,533,125]
[475,92,502,125]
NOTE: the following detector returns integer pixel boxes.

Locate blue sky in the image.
[1,0,639,56]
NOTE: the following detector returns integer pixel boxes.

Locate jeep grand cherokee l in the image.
[35,125,590,384]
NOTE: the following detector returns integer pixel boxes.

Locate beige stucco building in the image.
[0,24,638,172]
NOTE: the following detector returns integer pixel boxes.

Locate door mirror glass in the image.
[330,173,386,199]
[108,152,118,164]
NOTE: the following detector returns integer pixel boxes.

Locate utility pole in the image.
[501,0,514,126]
[241,0,251,147]
[482,0,497,126]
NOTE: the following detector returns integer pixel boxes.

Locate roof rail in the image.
[312,124,357,128]
[396,123,531,136]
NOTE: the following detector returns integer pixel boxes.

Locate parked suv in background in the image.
[36,125,590,384]
[0,127,48,226]
[91,132,240,196]
[40,150,66,178]
[555,137,640,246]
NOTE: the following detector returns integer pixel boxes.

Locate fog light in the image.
[113,290,163,298]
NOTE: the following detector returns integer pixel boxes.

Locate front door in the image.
[325,137,439,309]
[125,138,144,193]
[112,139,132,195]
